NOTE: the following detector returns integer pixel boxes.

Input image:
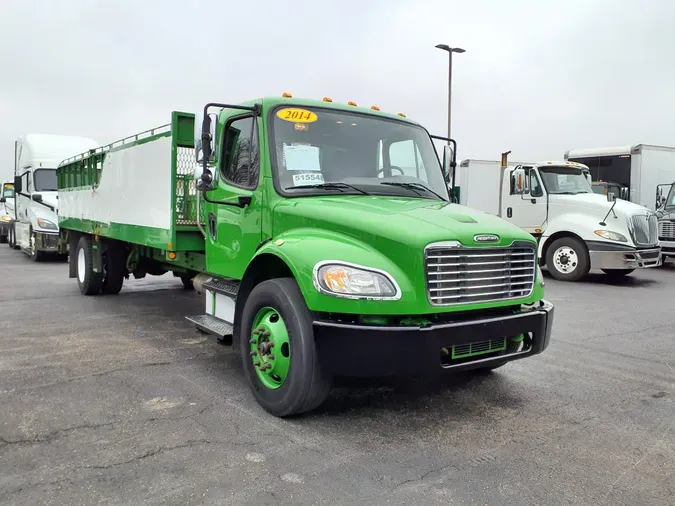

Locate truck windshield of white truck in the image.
[538,166,593,195]
[270,106,449,201]
[664,184,675,209]
[32,169,58,192]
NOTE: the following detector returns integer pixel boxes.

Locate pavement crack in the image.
[0,421,115,446]
[392,462,456,490]
[87,439,212,469]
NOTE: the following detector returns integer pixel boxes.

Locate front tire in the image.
[240,278,332,417]
[76,235,103,295]
[29,230,44,262]
[545,237,590,281]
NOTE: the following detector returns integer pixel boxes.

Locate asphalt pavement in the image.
[0,245,673,505]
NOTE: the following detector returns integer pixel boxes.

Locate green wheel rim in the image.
[249,306,291,389]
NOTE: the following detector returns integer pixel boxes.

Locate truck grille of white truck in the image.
[629,214,658,246]
[658,220,675,240]
[424,241,536,306]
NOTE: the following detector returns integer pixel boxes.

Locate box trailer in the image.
[565,144,675,211]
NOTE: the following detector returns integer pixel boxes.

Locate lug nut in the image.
[249,339,256,344]
[254,361,260,367]
[268,354,275,360]
[249,351,256,356]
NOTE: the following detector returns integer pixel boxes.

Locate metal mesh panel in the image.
[175,147,204,225]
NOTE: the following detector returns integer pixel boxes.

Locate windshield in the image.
[33,169,57,192]
[270,106,448,200]
[665,184,675,209]
[2,185,14,199]
[539,166,593,194]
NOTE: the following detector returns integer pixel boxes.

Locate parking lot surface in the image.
[0,245,673,505]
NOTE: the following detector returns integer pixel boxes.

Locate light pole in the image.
[435,44,465,143]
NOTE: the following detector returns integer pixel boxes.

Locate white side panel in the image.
[59,137,172,230]
[214,293,235,323]
[637,149,675,210]
[205,291,214,315]
[459,160,501,215]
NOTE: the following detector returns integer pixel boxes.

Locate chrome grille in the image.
[425,242,536,306]
[629,214,658,246]
[658,220,675,239]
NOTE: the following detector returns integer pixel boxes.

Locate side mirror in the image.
[585,173,592,185]
[607,192,616,202]
[13,175,22,193]
[195,112,219,165]
[0,197,5,203]
[442,144,455,181]
[512,168,526,194]
[32,193,43,203]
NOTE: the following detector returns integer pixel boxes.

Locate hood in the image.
[550,193,649,218]
[272,195,536,251]
[34,191,59,210]
[656,207,675,220]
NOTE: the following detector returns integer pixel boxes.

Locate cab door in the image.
[204,114,263,279]
[501,166,548,233]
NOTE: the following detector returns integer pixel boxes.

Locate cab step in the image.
[186,276,240,344]
[185,314,233,339]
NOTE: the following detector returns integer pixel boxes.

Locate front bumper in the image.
[587,241,661,269]
[312,300,554,377]
[34,231,59,252]
[659,239,675,258]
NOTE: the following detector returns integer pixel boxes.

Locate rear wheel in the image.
[601,268,634,278]
[240,278,332,417]
[101,242,127,295]
[76,235,103,295]
[545,237,590,281]
[180,274,194,289]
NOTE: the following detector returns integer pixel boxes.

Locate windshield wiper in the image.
[379,181,445,200]
[285,182,369,195]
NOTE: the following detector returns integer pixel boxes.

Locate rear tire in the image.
[180,274,194,290]
[240,277,332,417]
[601,268,634,278]
[545,237,590,281]
[101,242,127,295]
[76,235,103,295]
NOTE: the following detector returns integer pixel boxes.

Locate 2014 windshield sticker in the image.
[292,172,324,186]
[276,108,318,123]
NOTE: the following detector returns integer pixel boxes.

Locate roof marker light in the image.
[370,105,380,111]
[282,92,292,98]
[323,97,333,102]
[397,112,406,117]
[347,101,357,106]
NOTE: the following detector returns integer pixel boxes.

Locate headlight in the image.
[537,264,545,287]
[1,215,11,222]
[313,261,400,299]
[36,218,57,230]
[594,230,627,242]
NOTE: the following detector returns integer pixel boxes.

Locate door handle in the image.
[507,207,512,218]
[208,212,217,241]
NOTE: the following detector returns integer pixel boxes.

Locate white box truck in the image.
[564,144,675,211]
[13,134,98,261]
[458,158,661,281]
[656,182,675,262]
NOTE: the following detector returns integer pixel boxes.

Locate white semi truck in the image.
[1,181,15,244]
[13,134,98,261]
[564,144,675,211]
[458,157,661,281]
[656,182,675,262]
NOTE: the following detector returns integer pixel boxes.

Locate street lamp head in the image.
[435,44,466,54]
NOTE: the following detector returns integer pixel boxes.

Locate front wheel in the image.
[545,237,590,282]
[29,230,44,262]
[240,277,332,417]
[601,268,634,278]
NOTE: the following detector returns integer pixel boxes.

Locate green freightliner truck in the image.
[56,94,554,417]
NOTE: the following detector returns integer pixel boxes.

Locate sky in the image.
[1,0,675,182]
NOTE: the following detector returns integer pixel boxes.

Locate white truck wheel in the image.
[545,237,590,282]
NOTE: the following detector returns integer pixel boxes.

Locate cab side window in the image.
[220,116,259,190]
[529,171,543,197]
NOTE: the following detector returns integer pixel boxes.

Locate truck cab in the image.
[656,182,675,262]
[13,134,98,261]
[0,182,15,244]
